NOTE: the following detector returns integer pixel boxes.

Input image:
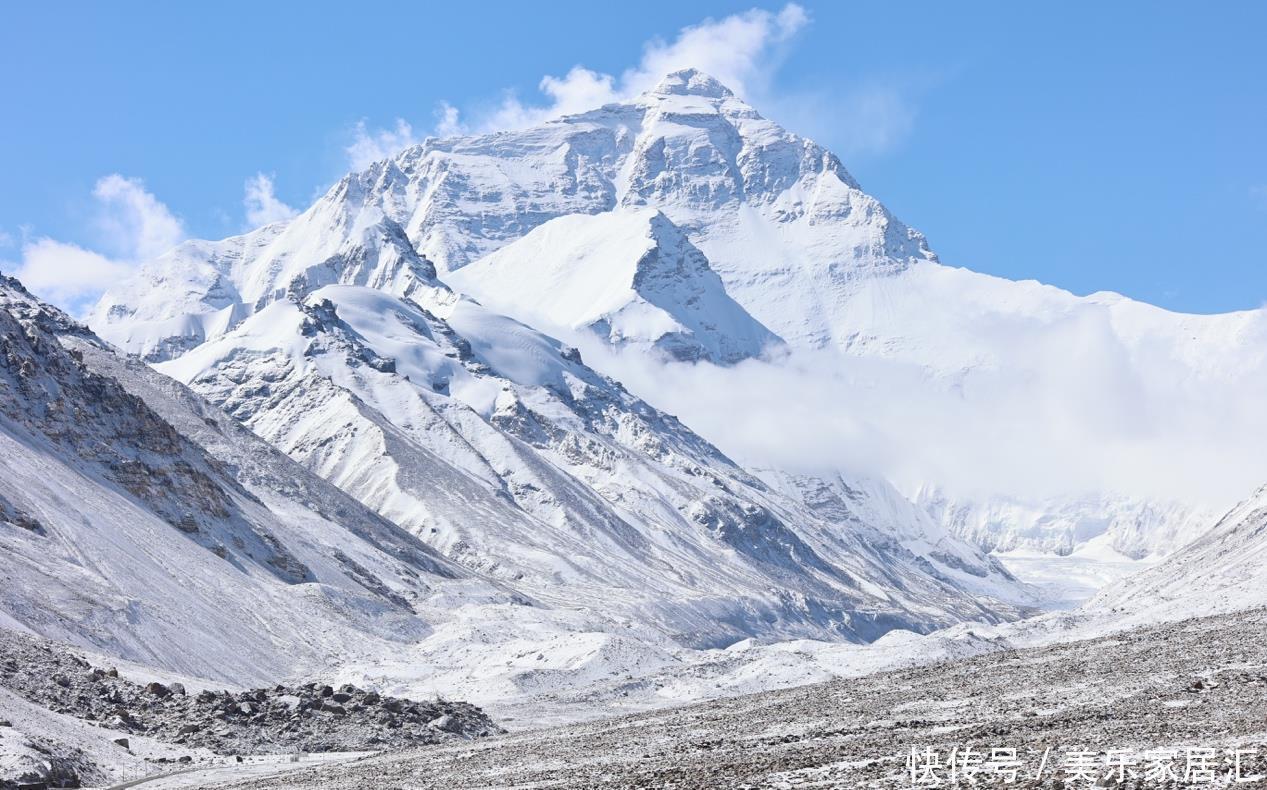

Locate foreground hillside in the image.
[219,608,1267,789]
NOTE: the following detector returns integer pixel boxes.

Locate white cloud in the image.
[91,174,185,261]
[6,175,185,314]
[565,315,1267,511]
[433,102,464,138]
[425,3,913,160]
[243,173,298,227]
[620,2,807,99]
[6,239,132,309]
[467,4,809,134]
[0,230,12,249]
[346,118,420,171]
[346,3,814,168]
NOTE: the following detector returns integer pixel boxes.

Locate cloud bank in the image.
[347,4,846,165]
[564,314,1267,511]
[4,175,186,314]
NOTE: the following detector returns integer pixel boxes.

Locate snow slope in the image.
[88,66,1267,605]
[1092,483,1267,620]
[156,273,1029,648]
[448,208,783,364]
[2,272,1038,735]
[89,68,929,356]
[0,275,515,684]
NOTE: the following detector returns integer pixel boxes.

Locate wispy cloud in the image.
[346,119,420,171]
[465,3,808,134]
[347,4,813,166]
[90,174,185,262]
[243,173,298,227]
[766,81,920,159]
[3,175,185,314]
[433,102,463,138]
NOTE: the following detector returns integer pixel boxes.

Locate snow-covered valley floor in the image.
[993,539,1160,610]
[206,607,1267,789]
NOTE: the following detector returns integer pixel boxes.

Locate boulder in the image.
[145,681,171,698]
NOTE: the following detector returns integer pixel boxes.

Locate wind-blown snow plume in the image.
[476,3,807,131]
[353,3,809,155]
[346,118,420,171]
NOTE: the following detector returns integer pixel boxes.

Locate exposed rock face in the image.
[83,69,1267,605]
[209,608,1267,790]
[155,281,1029,648]
[90,68,932,358]
[0,627,500,774]
[0,276,310,582]
[0,274,505,688]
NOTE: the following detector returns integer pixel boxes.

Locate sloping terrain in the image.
[0,274,515,683]
[1092,483,1267,621]
[217,608,1267,789]
[448,208,784,364]
[89,67,932,357]
[154,274,1026,648]
[0,626,497,790]
[89,68,1267,591]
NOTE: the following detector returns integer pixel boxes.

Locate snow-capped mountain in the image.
[149,263,1027,647]
[1092,482,1267,620]
[448,208,783,364]
[916,487,1216,559]
[0,275,511,683]
[87,66,1267,613]
[90,68,930,356]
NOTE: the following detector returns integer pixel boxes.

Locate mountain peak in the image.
[648,68,734,99]
[448,208,784,365]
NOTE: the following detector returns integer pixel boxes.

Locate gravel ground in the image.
[219,608,1267,788]
[0,628,498,789]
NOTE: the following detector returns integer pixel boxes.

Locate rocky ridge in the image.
[0,627,499,789]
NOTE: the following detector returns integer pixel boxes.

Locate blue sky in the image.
[2,1,1264,313]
